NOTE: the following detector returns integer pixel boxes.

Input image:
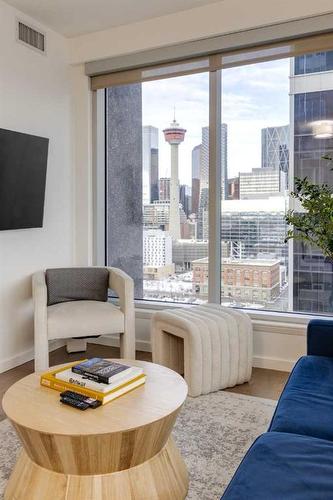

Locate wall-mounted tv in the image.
[0,128,49,230]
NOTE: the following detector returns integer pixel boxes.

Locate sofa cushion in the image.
[221,432,333,499]
[47,300,124,339]
[46,267,109,306]
[269,355,333,441]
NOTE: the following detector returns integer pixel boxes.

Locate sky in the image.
[142,58,290,185]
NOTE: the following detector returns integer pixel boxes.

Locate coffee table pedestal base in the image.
[5,437,188,500]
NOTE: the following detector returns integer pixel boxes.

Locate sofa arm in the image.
[307,319,333,357]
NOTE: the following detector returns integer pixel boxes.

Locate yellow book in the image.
[40,362,146,404]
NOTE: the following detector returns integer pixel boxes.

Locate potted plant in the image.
[285,155,333,308]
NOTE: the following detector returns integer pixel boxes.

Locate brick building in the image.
[192,257,280,303]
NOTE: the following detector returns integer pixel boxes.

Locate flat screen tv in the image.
[0,128,49,230]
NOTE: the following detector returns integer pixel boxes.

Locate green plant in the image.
[285,157,333,260]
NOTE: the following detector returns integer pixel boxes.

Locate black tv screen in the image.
[0,128,49,230]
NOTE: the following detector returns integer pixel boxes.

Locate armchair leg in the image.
[34,338,49,373]
[120,330,136,360]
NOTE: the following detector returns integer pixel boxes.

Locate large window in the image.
[103,45,333,315]
[219,58,290,311]
[106,73,209,303]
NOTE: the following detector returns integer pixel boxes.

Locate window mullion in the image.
[208,70,222,303]
[92,89,106,266]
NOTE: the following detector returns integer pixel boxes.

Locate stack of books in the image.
[40,358,146,405]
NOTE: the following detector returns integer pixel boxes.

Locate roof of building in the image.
[192,257,280,267]
[222,196,286,213]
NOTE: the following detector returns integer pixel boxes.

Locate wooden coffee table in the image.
[2,359,189,500]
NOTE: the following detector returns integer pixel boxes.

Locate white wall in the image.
[70,64,93,266]
[0,1,73,372]
[69,0,333,64]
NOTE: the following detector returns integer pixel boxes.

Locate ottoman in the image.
[151,304,253,397]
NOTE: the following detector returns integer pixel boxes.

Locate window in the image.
[106,72,209,303]
[294,50,333,75]
[102,43,333,316]
[221,57,290,311]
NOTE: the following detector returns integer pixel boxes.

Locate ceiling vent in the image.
[17,21,45,54]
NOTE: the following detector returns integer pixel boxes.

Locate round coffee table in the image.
[2,359,188,500]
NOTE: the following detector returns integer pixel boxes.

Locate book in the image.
[40,362,146,405]
[56,366,144,393]
[72,358,133,384]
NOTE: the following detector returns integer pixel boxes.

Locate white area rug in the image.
[0,391,276,499]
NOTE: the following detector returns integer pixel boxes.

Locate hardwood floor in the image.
[0,343,289,421]
[227,367,289,401]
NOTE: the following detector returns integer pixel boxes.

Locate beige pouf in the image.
[151,304,253,397]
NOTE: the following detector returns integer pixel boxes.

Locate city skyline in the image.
[107,49,333,313]
[142,58,289,184]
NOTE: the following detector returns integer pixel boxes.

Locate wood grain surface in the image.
[3,360,189,499]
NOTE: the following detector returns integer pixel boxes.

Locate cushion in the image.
[47,300,124,340]
[222,432,333,499]
[46,267,109,306]
[269,355,333,441]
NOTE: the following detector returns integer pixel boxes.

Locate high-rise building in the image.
[159,177,170,201]
[197,187,209,240]
[143,229,172,267]
[261,125,289,172]
[191,144,201,215]
[227,177,240,200]
[143,229,175,280]
[239,167,286,199]
[221,196,288,270]
[197,124,228,239]
[142,125,159,204]
[106,85,143,298]
[179,184,192,217]
[163,118,186,240]
[172,240,208,271]
[200,124,228,197]
[143,200,187,229]
[172,239,232,272]
[291,51,333,313]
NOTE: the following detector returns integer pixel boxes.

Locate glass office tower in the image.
[292,51,333,313]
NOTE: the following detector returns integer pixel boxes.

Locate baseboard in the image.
[253,355,294,372]
[0,340,66,374]
[89,335,152,353]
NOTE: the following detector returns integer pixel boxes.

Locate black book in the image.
[72,358,132,384]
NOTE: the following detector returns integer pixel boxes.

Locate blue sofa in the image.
[222,319,333,500]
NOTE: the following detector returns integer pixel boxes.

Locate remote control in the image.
[60,390,102,409]
[60,395,89,410]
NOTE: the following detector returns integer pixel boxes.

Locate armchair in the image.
[32,267,135,372]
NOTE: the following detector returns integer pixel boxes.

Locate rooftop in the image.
[192,257,281,267]
[222,196,286,213]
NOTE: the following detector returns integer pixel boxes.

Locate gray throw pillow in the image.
[45,267,109,306]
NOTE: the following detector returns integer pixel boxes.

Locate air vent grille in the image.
[18,21,45,53]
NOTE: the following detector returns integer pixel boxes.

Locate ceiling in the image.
[4,0,220,38]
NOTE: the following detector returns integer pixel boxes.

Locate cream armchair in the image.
[32,267,135,372]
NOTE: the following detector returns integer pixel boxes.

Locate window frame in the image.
[92,29,333,319]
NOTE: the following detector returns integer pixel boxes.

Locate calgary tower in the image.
[163,114,186,240]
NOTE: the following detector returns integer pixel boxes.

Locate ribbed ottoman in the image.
[151,304,253,397]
